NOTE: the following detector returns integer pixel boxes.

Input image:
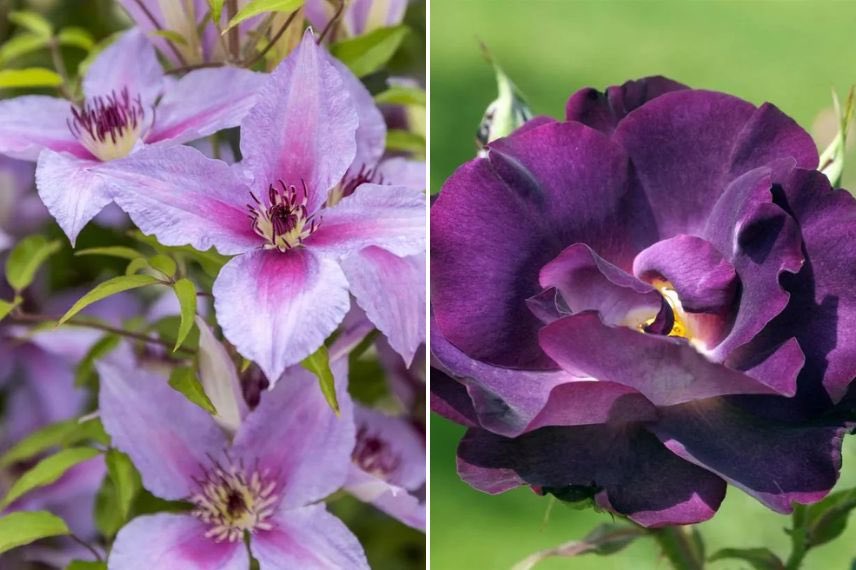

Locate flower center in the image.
[648,281,690,338]
[67,88,144,161]
[248,181,320,252]
[353,426,400,479]
[191,459,279,543]
[327,164,384,207]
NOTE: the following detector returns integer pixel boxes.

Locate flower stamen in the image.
[67,88,144,161]
[248,180,321,252]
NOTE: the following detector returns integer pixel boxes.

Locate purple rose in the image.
[430,77,856,527]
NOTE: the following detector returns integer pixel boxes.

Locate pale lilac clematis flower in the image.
[0,28,264,244]
[97,354,368,569]
[346,405,425,530]
[98,31,425,381]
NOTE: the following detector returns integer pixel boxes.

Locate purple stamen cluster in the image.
[67,88,144,145]
[247,180,321,251]
[341,164,383,199]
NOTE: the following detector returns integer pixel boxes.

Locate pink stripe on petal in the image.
[212,248,351,381]
[0,96,90,161]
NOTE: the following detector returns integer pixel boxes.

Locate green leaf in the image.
[172,278,197,351]
[74,334,120,387]
[57,27,95,51]
[148,254,177,278]
[9,11,52,38]
[0,67,61,90]
[58,274,162,325]
[125,257,150,275]
[709,548,785,570]
[0,298,19,323]
[512,523,645,570]
[301,345,339,414]
[331,25,409,77]
[93,476,123,539]
[0,419,106,468]
[0,33,50,65]
[5,235,61,292]
[149,29,188,46]
[804,487,856,548]
[1,447,101,508]
[652,526,705,570]
[476,48,533,149]
[385,129,425,155]
[105,449,142,520]
[225,0,305,30]
[169,366,216,414]
[208,0,226,22]
[75,246,143,260]
[0,511,69,555]
[67,561,108,570]
[374,86,426,106]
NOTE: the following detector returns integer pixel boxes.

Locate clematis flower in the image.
[431,77,856,526]
[97,30,425,382]
[345,405,426,530]
[306,0,409,40]
[97,353,368,569]
[0,28,264,244]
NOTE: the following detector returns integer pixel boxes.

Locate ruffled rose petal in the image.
[109,513,249,570]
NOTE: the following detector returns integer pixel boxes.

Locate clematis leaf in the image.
[0,447,101,509]
[58,274,162,325]
[476,46,532,151]
[148,254,177,278]
[331,25,409,77]
[125,257,150,275]
[0,418,107,468]
[386,129,425,155]
[67,562,108,570]
[300,345,340,415]
[0,297,19,323]
[5,235,61,292]
[75,246,143,260]
[818,86,855,187]
[94,476,123,539]
[173,278,197,351]
[708,548,785,570]
[8,11,52,38]
[208,0,226,22]
[57,27,95,51]
[0,33,50,65]
[75,334,121,387]
[0,67,62,88]
[0,511,69,555]
[168,366,217,414]
[803,487,856,548]
[374,86,426,106]
[224,0,305,31]
[105,449,142,520]
[512,523,645,570]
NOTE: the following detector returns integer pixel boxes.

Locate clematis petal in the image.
[250,504,369,570]
[233,361,354,510]
[146,67,264,145]
[99,145,260,255]
[35,150,114,245]
[326,53,386,176]
[541,243,662,327]
[0,96,89,160]
[651,399,847,513]
[97,359,228,500]
[432,120,653,369]
[565,75,687,134]
[213,249,351,382]
[633,234,737,313]
[309,183,425,257]
[346,468,425,530]
[196,317,248,435]
[354,405,425,490]
[539,312,780,405]
[377,157,426,189]
[83,28,164,108]
[457,424,726,527]
[340,248,425,365]
[109,513,249,570]
[240,30,358,214]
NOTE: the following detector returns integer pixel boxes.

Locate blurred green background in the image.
[430,1,856,569]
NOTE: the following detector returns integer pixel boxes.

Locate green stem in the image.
[651,526,704,570]
[785,505,808,570]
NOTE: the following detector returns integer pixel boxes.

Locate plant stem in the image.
[317,0,344,44]
[226,0,240,61]
[243,10,299,68]
[785,505,808,570]
[132,0,189,66]
[47,38,73,100]
[10,311,196,355]
[651,526,704,570]
[69,532,104,562]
